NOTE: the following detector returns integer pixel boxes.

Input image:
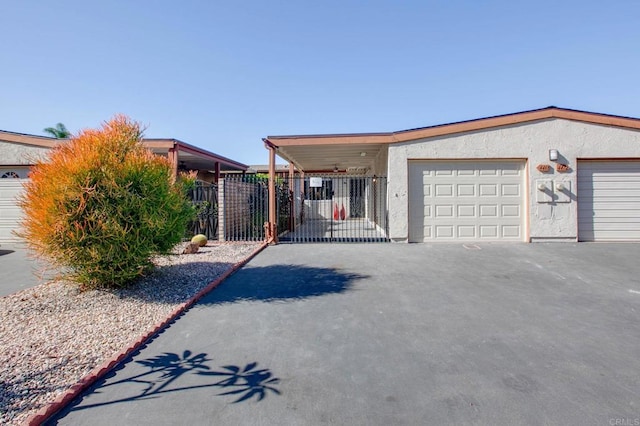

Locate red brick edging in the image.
[25,242,268,425]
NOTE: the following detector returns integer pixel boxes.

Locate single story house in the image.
[0,130,247,243]
[263,107,640,243]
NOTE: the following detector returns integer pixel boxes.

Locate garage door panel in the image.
[457,184,475,196]
[0,178,27,243]
[435,184,454,196]
[0,207,23,220]
[502,205,520,217]
[479,184,498,196]
[409,160,525,242]
[502,225,521,238]
[458,205,476,217]
[581,230,640,241]
[501,184,520,196]
[501,167,522,176]
[580,176,640,183]
[581,168,640,175]
[579,181,640,190]
[479,225,498,238]
[479,205,498,217]
[583,219,640,227]
[436,226,454,238]
[435,205,454,217]
[423,226,432,238]
[585,210,640,218]
[578,160,640,241]
[479,168,498,176]
[458,225,475,238]
[435,169,454,176]
[586,231,640,240]
[583,199,640,207]
[584,189,640,196]
[457,169,475,176]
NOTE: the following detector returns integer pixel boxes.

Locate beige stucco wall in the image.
[387,118,640,242]
[372,145,388,176]
[0,140,50,165]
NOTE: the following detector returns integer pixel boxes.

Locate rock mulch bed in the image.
[0,242,262,425]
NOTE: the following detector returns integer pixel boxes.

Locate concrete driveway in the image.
[49,243,640,425]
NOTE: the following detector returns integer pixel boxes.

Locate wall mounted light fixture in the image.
[549,149,559,161]
[333,165,339,173]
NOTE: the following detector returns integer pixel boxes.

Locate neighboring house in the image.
[247,164,293,177]
[0,131,247,244]
[264,107,640,243]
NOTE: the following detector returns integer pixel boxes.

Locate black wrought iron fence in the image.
[191,175,388,243]
[187,181,218,240]
[277,175,389,243]
[223,175,269,241]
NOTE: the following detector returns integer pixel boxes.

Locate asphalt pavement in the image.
[0,243,52,297]
[41,242,640,425]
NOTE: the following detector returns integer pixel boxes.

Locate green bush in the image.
[18,115,196,289]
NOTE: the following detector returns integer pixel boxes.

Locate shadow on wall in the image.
[198,264,368,306]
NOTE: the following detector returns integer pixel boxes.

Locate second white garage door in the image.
[408,160,525,242]
[0,177,27,244]
[578,160,640,241]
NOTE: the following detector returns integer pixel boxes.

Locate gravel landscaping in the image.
[0,241,262,426]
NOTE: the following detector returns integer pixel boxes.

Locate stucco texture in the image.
[0,140,50,166]
[387,118,640,242]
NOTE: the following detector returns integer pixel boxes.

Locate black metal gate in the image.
[187,181,218,239]
[222,175,270,241]
[278,175,388,243]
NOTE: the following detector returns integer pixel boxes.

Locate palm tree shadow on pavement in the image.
[47,350,281,422]
[46,265,366,423]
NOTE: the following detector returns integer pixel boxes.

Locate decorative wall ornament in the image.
[536,164,551,173]
[556,163,571,173]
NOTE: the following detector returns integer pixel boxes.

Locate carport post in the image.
[264,139,278,244]
[214,161,220,184]
[168,146,178,182]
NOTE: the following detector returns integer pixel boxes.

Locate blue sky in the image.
[2,1,639,165]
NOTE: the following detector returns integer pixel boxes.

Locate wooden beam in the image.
[168,147,178,182]
[266,142,278,244]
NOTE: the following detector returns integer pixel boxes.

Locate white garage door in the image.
[409,160,525,242]
[578,160,640,241]
[0,169,28,244]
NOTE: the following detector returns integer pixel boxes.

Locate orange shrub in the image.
[18,115,195,289]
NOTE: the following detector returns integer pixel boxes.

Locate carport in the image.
[0,131,248,244]
[143,139,248,183]
[262,134,390,243]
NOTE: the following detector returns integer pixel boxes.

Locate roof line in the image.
[1,133,248,170]
[394,106,640,135]
[266,106,640,147]
[0,130,59,148]
[139,138,248,170]
[0,129,58,139]
[174,140,248,170]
